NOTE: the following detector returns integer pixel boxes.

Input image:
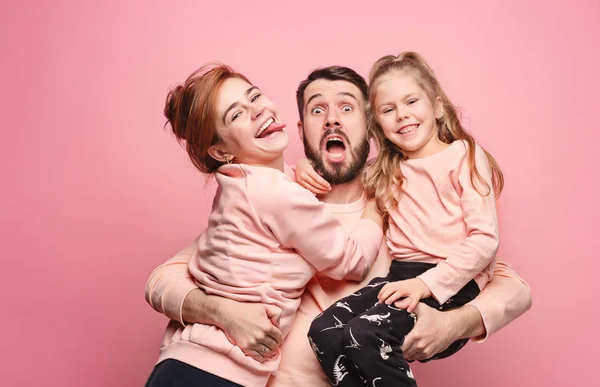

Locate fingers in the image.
[379,284,408,304]
[386,290,406,305]
[247,349,268,363]
[406,296,419,313]
[268,328,284,347]
[243,333,279,360]
[308,170,331,191]
[378,284,394,302]
[299,173,330,194]
[394,297,413,310]
[260,336,280,352]
[401,330,416,360]
[266,306,281,328]
[265,306,284,345]
[400,303,434,361]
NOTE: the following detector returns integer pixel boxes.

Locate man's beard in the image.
[303,128,370,185]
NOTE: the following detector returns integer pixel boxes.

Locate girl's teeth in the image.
[400,125,417,134]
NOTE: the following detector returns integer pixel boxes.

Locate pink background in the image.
[1,0,598,386]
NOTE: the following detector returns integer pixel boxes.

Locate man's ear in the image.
[208,144,232,163]
[297,120,304,142]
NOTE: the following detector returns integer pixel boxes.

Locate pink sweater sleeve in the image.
[468,260,532,342]
[255,180,382,281]
[144,237,200,325]
[418,144,499,303]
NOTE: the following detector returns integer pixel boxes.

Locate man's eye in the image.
[312,107,323,114]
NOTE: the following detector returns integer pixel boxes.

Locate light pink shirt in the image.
[387,140,499,303]
[146,193,531,387]
[161,163,382,387]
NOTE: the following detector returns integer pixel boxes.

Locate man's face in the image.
[298,79,370,185]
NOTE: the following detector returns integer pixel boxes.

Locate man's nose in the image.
[325,110,341,128]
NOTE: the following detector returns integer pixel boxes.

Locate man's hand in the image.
[378,278,432,312]
[400,303,484,361]
[182,289,284,363]
[220,301,284,363]
[295,158,331,195]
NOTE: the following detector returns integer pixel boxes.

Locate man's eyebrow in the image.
[339,91,359,103]
[222,86,259,124]
[307,91,360,107]
[305,93,323,108]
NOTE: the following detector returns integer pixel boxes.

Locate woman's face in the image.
[211,77,288,166]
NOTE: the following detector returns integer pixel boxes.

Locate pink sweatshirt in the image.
[145,193,531,387]
[161,163,382,387]
[386,140,499,304]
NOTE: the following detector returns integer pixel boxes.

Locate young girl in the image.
[306,52,503,387]
[153,63,384,387]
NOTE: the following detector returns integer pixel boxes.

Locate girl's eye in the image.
[232,111,242,121]
[251,93,262,102]
[342,105,353,112]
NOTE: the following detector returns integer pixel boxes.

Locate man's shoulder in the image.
[245,167,319,212]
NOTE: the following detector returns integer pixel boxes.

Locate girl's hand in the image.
[295,158,331,195]
[378,278,432,313]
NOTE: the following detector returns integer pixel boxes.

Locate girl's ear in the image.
[434,96,444,120]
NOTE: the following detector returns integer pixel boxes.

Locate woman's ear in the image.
[208,145,233,163]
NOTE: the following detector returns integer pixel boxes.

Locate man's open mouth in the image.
[325,135,347,160]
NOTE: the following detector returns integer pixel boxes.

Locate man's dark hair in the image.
[295,66,368,121]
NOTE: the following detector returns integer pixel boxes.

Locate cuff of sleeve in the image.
[466,291,505,343]
[417,269,453,305]
[163,279,199,326]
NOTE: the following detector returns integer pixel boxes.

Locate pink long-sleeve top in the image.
[386,140,499,304]
[146,192,531,387]
[166,163,382,387]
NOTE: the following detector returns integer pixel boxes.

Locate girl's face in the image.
[373,71,444,159]
[211,77,288,167]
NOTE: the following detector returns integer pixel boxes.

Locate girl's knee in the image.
[341,320,376,348]
[307,313,333,342]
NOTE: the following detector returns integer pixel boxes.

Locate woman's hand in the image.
[295,158,331,195]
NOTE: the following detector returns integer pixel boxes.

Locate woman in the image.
[144,63,383,387]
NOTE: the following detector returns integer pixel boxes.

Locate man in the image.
[145,66,531,386]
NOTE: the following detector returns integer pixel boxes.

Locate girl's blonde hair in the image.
[363,52,504,228]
